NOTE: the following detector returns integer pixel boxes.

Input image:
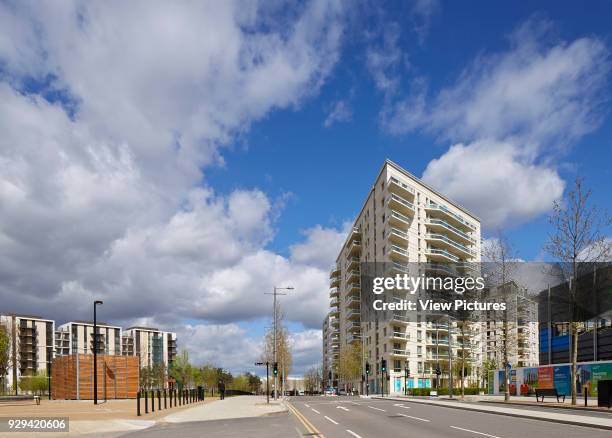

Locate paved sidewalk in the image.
[372,395,612,430]
[162,396,286,423]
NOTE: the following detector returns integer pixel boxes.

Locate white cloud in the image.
[422,140,565,228]
[323,99,352,127]
[388,17,609,229]
[0,1,347,371]
[290,223,350,269]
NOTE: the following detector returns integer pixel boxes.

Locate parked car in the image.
[324,388,337,396]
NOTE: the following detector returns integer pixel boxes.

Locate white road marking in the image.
[346,430,363,438]
[311,408,320,414]
[393,403,410,409]
[304,404,310,408]
[337,405,350,411]
[449,426,502,438]
[324,415,339,425]
[368,406,386,412]
[397,413,430,422]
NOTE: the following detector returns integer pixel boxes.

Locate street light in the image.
[93,300,103,405]
[265,286,293,400]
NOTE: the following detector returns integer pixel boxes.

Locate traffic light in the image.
[404,367,410,379]
[273,362,278,376]
[435,367,441,376]
[365,362,370,375]
[381,359,387,373]
[328,371,332,380]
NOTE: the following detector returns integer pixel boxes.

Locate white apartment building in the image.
[122,327,177,369]
[0,314,55,392]
[327,160,482,395]
[322,313,339,387]
[56,321,122,356]
[482,283,539,368]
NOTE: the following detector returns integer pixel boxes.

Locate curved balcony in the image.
[387,192,414,216]
[330,297,339,307]
[389,244,409,262]
[346,309,360,320]
[425,202,476,232]
[330,275,340,288]
[425,247,459,263]
[386,227,408,245]
[347,333,362,344]
[347,281,361,292]
[348,240,362,256]
[425,233,475,258]
[389,331,410,342]
[426,218,476,245]
[346,256,360,270]
[345,295,361,308]
[391,349,410,357]
[347,321,361,332]
[388,176,415,199]
[389,210,411,229]
[330,308,340,317]
[345,269,360,282]
[329,266,341,279]
[329,287,339,298]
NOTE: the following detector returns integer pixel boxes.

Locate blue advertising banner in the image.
[553,365,571,395]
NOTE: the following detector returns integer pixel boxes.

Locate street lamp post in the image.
[93,300,103,405]
[265,286,293,400]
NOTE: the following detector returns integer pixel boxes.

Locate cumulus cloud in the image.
[387,17,610,229]
[290,223,350,269]
[422,140,565,228]
[0,1,347,370]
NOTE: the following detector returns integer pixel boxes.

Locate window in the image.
[418,362,423,373]
[417,331,422,342]
[417,346,422,356]
[383,327,387,336]
[394,360,401,372]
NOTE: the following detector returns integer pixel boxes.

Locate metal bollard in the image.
[164,389,167,409]
[158,390,161,411]
[178,389,181,406]
[137,391,141,416]
[585,387,588,407]
[145,390,149,414]
[151,390,155,412]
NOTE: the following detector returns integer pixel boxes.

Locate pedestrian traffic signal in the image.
[366,363,370,375]
[405,367,410,378]
[381,359,387,373]
[273,362,278,376]
[435,367,441,376]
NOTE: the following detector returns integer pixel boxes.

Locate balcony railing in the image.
[392,349,410,356]
[386,227,409,243]
[425,233,475,257]
[389,177,415,196]
[346,309,360,320]
[425,247,459,262]
[389,210,411,228]
[426,202,476,231]
[426,218,476,244]
[391,331,410,340]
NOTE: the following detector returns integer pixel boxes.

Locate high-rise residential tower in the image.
[326,160,482,395]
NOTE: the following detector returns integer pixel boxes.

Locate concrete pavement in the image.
[372,395,612,430]
[162,395,286,422]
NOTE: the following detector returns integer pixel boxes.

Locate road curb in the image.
[372,397,612,431]
[479,399,612,413]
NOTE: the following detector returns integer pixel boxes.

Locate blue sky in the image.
[0,1,610,375]
[209,0,612,261]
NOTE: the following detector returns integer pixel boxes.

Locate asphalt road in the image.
[121,411,309,437]
[287,396,612,438]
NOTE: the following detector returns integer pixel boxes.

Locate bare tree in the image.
[261,305,293,397]
[484,231,518,402]
[544,177,611,405]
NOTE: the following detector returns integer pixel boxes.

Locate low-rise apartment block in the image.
[56,321,122,356]
[122,327,177,369]
[0,314,55,392]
